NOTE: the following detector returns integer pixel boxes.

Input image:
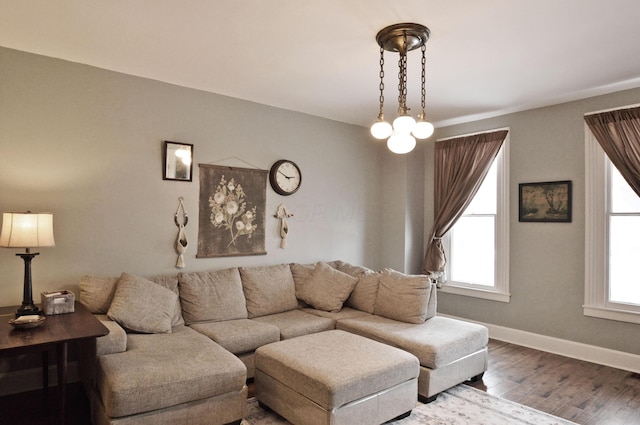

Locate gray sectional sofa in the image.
[78,260,489,425]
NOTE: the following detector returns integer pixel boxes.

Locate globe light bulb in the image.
[412,120,434,139]
[392,115,416,134]
[387,132,416,154]
[370,120,393,139]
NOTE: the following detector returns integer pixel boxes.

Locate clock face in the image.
[270,160,301,195]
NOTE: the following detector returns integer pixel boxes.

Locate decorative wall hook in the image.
[274,204,293,248]
[174,197,189,268]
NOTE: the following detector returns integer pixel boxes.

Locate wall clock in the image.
[269,160,302,196]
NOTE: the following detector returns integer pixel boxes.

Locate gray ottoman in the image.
[254,330,419,425]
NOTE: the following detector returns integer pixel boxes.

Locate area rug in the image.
[241,384,577,425]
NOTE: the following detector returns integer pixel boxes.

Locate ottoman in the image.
[254,330,419,425]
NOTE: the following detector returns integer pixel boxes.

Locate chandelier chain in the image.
[378,47,385,115]
[397,32,408,112]
[420,43,426,115]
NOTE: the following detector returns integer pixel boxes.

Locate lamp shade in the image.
[0,212,55,248]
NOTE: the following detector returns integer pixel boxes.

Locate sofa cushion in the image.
[178,268,247,324]
[107,273,177,334]
[79,275,119,314]
[302,306,372,321]
[96,326,246,418]
[148,274,185,327]
[240,264,298,318]
[337,315,489,369]
[335,260,374,277]
[374,269,433,324]
[295,262,357,312]
[252,309,334,340]
[190,319,280,354]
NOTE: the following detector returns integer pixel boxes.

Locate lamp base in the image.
[16,303,41,318]
[15,251,42,317]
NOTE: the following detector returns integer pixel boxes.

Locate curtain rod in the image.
[436,126,510,143]
[584,103,640,116]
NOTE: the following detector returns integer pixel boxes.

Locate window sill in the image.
[583,305,640,325]
[439,284,510,303]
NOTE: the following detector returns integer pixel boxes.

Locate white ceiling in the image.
[2,1,640,128]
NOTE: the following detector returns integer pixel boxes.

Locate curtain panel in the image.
[422,129,508,274]
[584,107,640,197]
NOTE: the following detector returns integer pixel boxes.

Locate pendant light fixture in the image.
[370,23,434,154]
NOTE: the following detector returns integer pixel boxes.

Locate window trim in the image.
[440,128,510,303]
[584,116,640,324]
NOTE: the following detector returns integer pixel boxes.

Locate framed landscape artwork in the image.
[519,180,572,222]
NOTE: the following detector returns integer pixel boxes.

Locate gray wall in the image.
[0,47,385,306]
[2,45,638,361]
[427,88,640,356]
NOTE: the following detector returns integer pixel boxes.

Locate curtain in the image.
[584,107,640,197]
[422,129,508,274]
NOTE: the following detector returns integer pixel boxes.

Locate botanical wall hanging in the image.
[197,164,267,257]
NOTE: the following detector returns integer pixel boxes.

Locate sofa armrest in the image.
[95,314,127,355]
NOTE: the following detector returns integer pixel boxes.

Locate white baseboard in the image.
[440,314,640,374]
[0,362,79,397]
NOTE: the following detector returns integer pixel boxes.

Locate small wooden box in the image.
[41,290,75,315]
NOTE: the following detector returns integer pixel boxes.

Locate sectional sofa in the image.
[77,260,489,425]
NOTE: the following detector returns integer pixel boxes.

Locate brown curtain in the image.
[422,129,508,273]
[584,107,640,197]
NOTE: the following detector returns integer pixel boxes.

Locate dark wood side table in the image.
[0,302,109,424]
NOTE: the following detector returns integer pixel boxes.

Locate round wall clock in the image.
[269,160,302,196]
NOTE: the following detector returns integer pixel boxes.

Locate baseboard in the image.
[440,314,640,374]
[0,362,79,397]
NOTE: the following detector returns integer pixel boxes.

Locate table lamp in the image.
[0,211,55,317]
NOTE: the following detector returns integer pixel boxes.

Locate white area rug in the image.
[242,384,577,425]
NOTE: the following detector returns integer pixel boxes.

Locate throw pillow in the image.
[374,268,433,324]
[345,271,380,314]
[239,264,298,318]
[178,268,247,324]
[107,272,178,334]
[79,275,119,314]
[297,262,358,312]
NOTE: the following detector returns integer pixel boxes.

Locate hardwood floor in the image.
[467,339,640,425]
[1,338,638,424]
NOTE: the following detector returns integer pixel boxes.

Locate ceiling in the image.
[2,1,640,129]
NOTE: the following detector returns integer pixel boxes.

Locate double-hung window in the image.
[440,130,510,302]
[585,115,640,323]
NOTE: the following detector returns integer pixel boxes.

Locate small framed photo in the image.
[163,141,193,182]
[519,180,572,222]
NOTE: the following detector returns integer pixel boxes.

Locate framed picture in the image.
[519,180,572,222]
[163,141,193,181]
[197,164,267,258]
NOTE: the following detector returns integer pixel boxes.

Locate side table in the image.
[0,302,109,424]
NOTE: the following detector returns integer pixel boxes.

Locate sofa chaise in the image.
[78,260,488,425]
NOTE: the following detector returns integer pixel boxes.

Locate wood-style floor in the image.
[466,339,640,425]
[1,339,638,424]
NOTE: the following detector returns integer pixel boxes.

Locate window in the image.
[585,120,640,323]
[440,130,510,302]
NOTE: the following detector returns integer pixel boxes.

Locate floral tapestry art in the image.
[197,164,267,257]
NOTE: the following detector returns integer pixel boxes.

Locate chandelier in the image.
[370,23,434,154]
